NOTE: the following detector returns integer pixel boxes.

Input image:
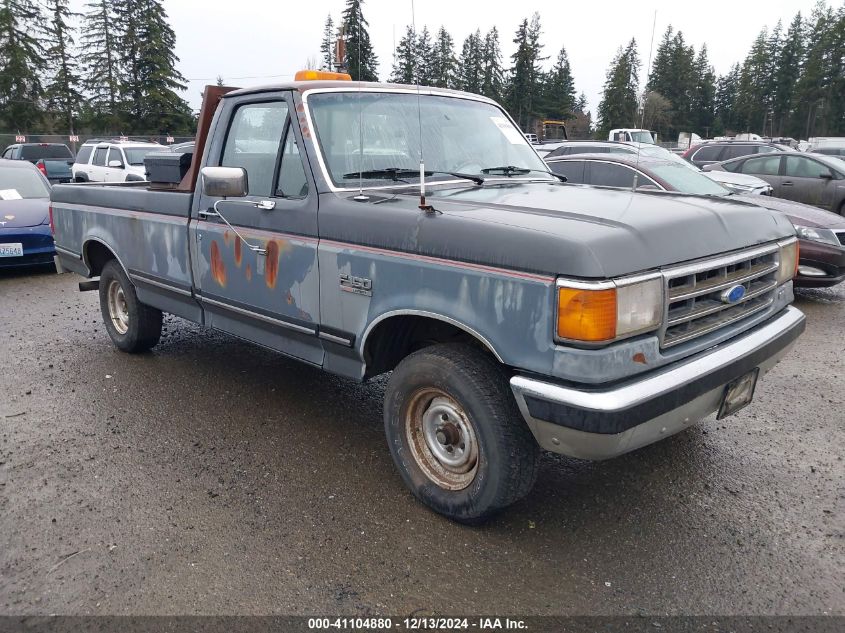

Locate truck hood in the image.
[0,198,49,227]
[731,193,845,229]
[414,182,796,278]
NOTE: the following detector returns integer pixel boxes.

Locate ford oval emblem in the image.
[721,284,746,304]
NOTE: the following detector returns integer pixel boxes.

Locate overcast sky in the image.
[70,0,819,113]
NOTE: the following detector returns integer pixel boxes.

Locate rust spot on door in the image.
[245,263,252,281]
[210,240,226,287]
[265,240,280,288]
[223,230,231,247]
[234,237,242,267]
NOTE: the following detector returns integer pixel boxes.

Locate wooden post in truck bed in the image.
[176,84,239,192]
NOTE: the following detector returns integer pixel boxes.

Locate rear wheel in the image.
[98,259,162,353]
[384,343,540,523]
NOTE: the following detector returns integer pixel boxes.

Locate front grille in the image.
[836,231,845,247]
[660,245,779,349]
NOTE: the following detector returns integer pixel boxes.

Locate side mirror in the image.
[819,172,833,179]
[201,166,249,198]
[108,160,124,169]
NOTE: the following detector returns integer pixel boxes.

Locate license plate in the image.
[717,368,760,420]
[0,243,23,257]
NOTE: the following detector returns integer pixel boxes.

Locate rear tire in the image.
[384,343,540,523]
[98,259,162,353]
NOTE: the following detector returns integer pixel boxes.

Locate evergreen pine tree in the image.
[646,26,697,137]
[507,13,545,130]
[691,45,716,136]
[115,0,193,133]
[43,0,84,133]
[389,25,416,84]
[480,27,504,101]
[320,15,335,71]
[734,27,772,133]
[341,0,378,81]
[774,12,805,136]
[714,64,740,134]
[596,39,640,137]
[80,0,121,127]
[416,26,434,85]
[456,30,482,94]
[542,46,576,121]
[0,0,46,131]
[793,2,839,138]
[430,26,456,88]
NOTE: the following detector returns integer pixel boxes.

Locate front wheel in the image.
[98,259,162,353]
[384,343,540,523]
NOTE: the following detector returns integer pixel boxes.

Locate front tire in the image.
[98,259,162,353]
[384,343,540,523]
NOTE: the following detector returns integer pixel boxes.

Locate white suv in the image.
[72,140,164,183]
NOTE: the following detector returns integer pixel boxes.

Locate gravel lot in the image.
[0,267,842,616]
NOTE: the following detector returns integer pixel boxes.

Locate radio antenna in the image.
[411,0,433,212]
[633,9,658,192]
[354,3,368,201]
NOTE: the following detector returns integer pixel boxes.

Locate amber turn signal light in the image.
[295,70,352,81]
[556,287,617,342]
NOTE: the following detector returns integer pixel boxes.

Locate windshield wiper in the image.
[341,167,484,185]
[481,165,566,182]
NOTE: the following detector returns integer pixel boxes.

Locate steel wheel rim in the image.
[405,388,479,491]
[107,279,130,335]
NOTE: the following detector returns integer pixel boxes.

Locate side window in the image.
[587,161,637,188]
[1,148,11,159]
[92,147,107,166]
[548,160,585,184]
[756,145,777,154]
[275,124,309,198]
[221,100,287,197]
[75,145,92,164]
[722,145,754,160]
[785,156,831,178]
[740,156,781,176]
[692,145,722,162]
[107,147,124,166]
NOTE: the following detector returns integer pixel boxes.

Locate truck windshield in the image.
[307,92,551,188]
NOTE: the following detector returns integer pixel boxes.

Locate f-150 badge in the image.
[340,273,372,296]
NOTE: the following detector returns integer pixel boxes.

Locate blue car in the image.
[0,159,55,268]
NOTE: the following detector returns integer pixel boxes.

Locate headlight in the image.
[776,238,799,284]
[794,225,840,247]
[556,275,663,343]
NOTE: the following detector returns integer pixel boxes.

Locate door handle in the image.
[198,209,219,220]
[782,181,793,186]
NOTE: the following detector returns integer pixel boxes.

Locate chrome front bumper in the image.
[510,306,805,460]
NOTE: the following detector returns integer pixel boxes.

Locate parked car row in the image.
[544,151,845,288]
[703,152,845,214]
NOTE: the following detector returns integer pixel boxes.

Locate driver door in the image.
[191,93,322,364]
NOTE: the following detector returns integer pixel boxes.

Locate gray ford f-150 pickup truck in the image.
[50,77,805,522]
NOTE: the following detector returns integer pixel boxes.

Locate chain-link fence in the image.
[0,133,196,156]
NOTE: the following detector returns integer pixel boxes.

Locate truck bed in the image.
[51,182,199,322]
